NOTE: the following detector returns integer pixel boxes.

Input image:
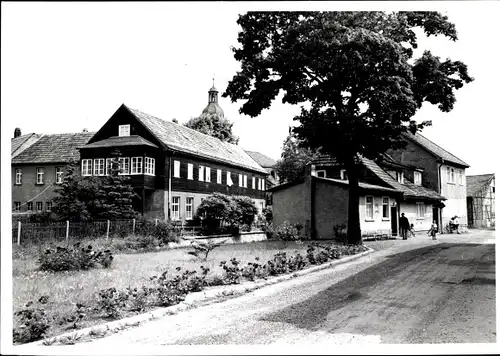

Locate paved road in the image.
[74,230,497,345]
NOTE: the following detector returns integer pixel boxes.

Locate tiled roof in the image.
[314,176,401,194]
[466,174,494,197]
[124,105,267,174]
[245,150,277,168]
[12,132,95,164]
[361,157,445,201]
[403,132,469,168]
[84,135,159,149]
[11,133,40,157]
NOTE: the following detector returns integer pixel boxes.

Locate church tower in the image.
[200,79,225,119]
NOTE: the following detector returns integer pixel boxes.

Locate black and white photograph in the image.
[1,1,498,354]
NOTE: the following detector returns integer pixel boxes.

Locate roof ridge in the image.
[466,173,495,177]
[405,132,468,165]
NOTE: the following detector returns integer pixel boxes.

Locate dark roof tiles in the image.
[466,174,495,197]
[84,135,159,149]
[245,151,277,168]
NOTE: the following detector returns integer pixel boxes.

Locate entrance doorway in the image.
[391,206,398,236]
[432,207,439,230]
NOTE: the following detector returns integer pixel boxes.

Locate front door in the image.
[433,207,439,230]
[391,206,398,236]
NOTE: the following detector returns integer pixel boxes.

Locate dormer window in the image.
[340,169,348,180]
[414,171,422,185]
[316,170,326,178]
[396,171,404,184]
[119,124,130,137]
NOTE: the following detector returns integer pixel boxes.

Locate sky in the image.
[2,1,499,176]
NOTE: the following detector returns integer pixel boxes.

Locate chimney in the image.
[172,118,178,124]
[82,128,88,132]
[14,128,21,138]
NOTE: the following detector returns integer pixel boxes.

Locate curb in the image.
[22,247,374,347]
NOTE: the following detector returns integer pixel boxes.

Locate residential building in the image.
[466,174,495,228]
[79,85,268,221]
[245,150,278,206]
[11,131,95,214]
[387,132,469,230]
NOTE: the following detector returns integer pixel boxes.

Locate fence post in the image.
[17,221,21,245]
[132,218,136,235]
[155,219,158,226]
[106,220,110,239]
[66,220,69,242]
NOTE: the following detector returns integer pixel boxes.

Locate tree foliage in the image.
[223,11,473,244]
[184,114,239,144]
[275,133,318,184]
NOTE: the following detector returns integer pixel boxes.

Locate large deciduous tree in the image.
[223,11,473,244]
[275,133,317,184]
[184,114,240,144]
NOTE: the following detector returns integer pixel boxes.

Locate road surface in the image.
[68,230,498,345]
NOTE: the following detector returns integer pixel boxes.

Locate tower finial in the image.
[212,77,215,87]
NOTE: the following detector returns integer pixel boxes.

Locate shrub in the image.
[267,252,288,275]
[275,221,301,246]
[232,196,258,227]
[333,223,348,244]
[150,267,207,307]
[135,218,178,243]
[187,240,225,261]
[125,286,155,312]
[220,258,242,285]
[241,257,267,281]
[96,287,129,319]
[287,252,307,272]
[64,302,88,329]
[262,206,273,224]
[38,242,113,272]
[13,296,52,344]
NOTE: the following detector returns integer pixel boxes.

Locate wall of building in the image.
[439,164,467,225]
[358,195,396,235]
[12,164,65,213]
[143,189,166,220]
[313,180,349,239]
[399,201,433,231]
[272,180,311,238]
[468,177,495,227]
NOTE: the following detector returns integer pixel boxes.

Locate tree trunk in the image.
[347,165,362,245]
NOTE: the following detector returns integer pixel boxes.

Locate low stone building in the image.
[466,173,495,228]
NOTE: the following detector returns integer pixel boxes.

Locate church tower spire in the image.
[208,77,218,104]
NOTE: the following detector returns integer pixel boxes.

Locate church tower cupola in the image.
[208,78,218,104]
[201,78,225,119]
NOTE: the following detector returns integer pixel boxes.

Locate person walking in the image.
[400,213,410,240]
[428,220,438,240]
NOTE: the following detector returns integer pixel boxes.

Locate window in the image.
[145,157,155,175]
[185,197,194,220]
[131,157,143,174]
[382,197,389,219]
[173,160,180,178]
[93,159,105,176]
[260,201,264,213]
[27,202,33,212]
[458,169,463,185]
[414,171,422,185]
[82,159,92,176]
[187,163,193,180]
[36,202,43,212]
[227,171,233,186]
[492,187,495,194]
[239,174,243,187]
[46,201,53,212]
[14,202,21,211]
[261,178,266,191]
[119,124,130,137]
[451,168,455,184]
[316,170,326,178]
[340,169,348,180]
[365,196,374,220]
[257,178,261,190]
[36,168,44,184]
[205,167,211,182]
[55,167,64,183]
[417,202,425,219]
[446,167,451,182]
[171,196,180,220]
[252,177,256,189]
[105,159,113,176]
[15,168,22,185]
[243,175,248,188]
[199,165,204,181]
[396,171,404,184]
[119,157,130,175]
[217,169,222,184]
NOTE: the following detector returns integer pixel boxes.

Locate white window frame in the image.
[227,171,233,186]
[36,167,44,184]
[27,202,33,212]
[14,202,21,211]
[316,170,326,178]
[414,171,422,185]
[93,158,105,176]
[340,169,347,180]
[446,167,451,183]
[205,167,211,182]
[199,165,204,181]
[185,197,194,220]
[105,159,113,176]
[46,201,53,212]
[451,168,455,184]
[187,163,193,180]
[15,168,22,185]
[382,197,389,220]
[397,171,404,184]
[365,196,374,221]
[217,169,222,184]
[243,175,248,188]
[252,177,256,189]
[259,201,264,213]
[417,202,425,219]
[119,157,130,175]
[131,157,143,175]
[118,124,130,137]
[261,178,265,191]
[238,174,243,187]
[459,169,463,185]
[171,196,180,221]
[145,157,155,176]
[82,159,92,176]
[36,201,43,212]
[173,160,180,178]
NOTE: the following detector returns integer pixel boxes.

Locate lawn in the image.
[13,238,344,340]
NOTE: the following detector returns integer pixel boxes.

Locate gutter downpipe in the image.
[168,153,172,221]
[437,158,445,233]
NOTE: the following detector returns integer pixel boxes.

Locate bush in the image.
[38,242,113,272]
[135,218,178,243]
[262,206,273,224]
[187,240,225,261]
[96,287,129,319]
[13,296,52,344]
[220,258,242,285]
[275,221,301,246]
[333,223,348,244]
[267,252,289,275]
